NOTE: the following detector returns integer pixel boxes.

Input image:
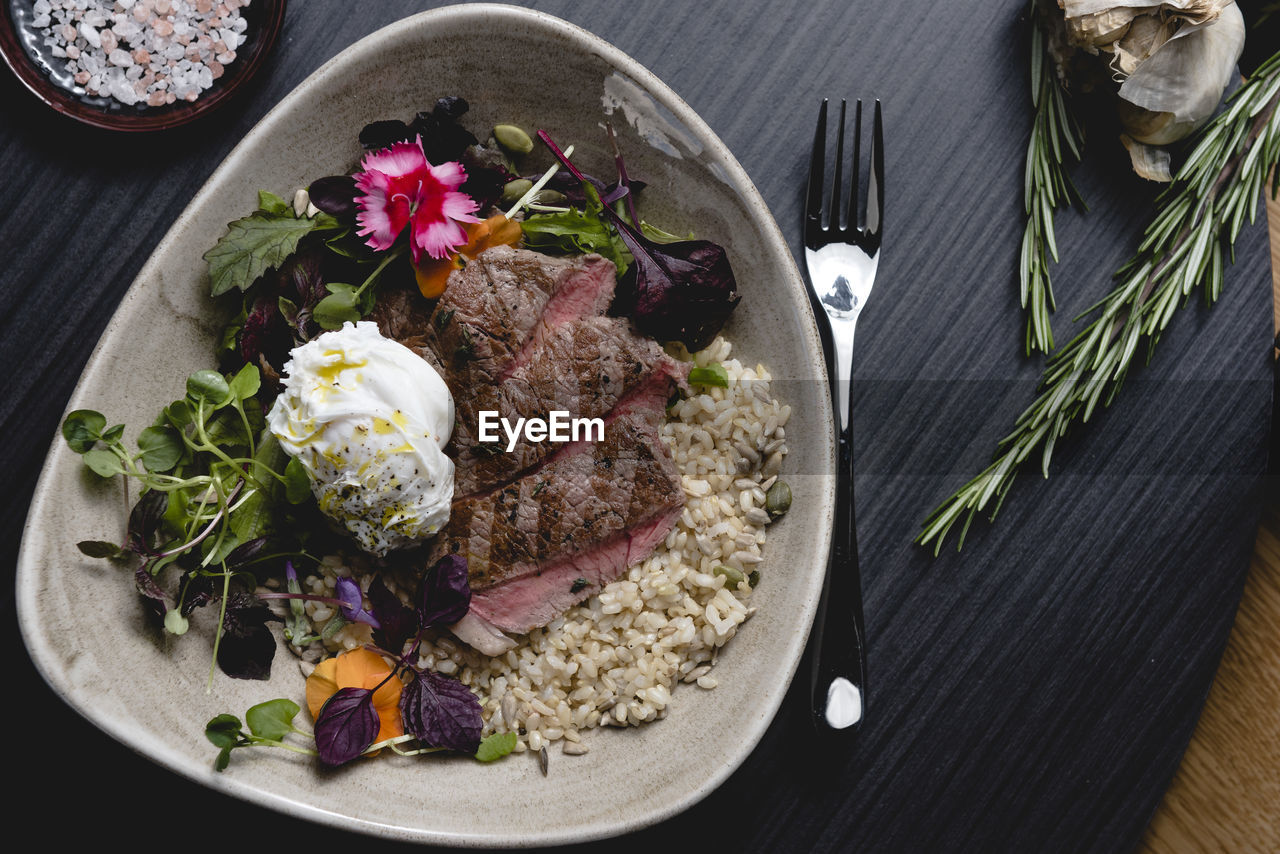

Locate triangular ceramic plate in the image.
[18,5,833,846]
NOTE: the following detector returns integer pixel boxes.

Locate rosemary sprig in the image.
[918,50,1280,555]
[1021,2,1085,355]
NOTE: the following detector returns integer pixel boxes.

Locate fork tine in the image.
[849,99,862,234]
[866,99,883,243]
[804,99,829,247]
[830,99,846,232]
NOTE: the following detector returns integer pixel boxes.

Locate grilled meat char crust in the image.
[428,407,682,632]
[405,246,688,647]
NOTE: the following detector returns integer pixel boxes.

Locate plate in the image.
[16,4,834,846]
[0,0,286,131]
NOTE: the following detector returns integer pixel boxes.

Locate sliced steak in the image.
[449,315,689,497]
[429,406,682,640]
[424,246,616,389]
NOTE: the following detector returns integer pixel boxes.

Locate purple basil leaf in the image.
[126,490,168,557]
[314,687,380,766]
[179,571,215,617]
[283,247,329,310]
[307,175,358,218]
[240,295,288,373]
[217,592,280,680]
[134,565,169,622]
[367,576,417,653]
[335,576,380,628]
[400,670,482,754]
[418,554,471,628]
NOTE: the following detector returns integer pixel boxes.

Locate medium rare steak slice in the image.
[429,407,684,649]
[424,245,616,388]
[449,315,689,497]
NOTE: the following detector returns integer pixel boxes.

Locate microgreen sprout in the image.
[62,362,312,683]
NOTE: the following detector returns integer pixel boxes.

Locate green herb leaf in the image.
[245,698,300,741]
[215,745,233,772]
[230,489,273,542]
[81,448,123,478]
[62,409,106,453]
[204,714,243,749]
[475,731,518,762]
[204,208,339,297]
[137,425,183,472]
[639,220,692,243]
[284,456,312,504]
[186,369,231,404]
[101,424,125,443]
[256,190,292,217]
[228,363,261,401]
[688,363,729,387]
[313,285,361,330]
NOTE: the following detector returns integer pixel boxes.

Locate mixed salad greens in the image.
[62,96,741,770]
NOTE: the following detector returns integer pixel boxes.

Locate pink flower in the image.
[353,136,480,263]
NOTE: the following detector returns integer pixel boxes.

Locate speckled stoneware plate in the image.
[17,4,834,847]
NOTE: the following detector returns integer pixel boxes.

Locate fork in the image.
[802,98,882,733]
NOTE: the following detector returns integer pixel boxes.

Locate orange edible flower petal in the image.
[415,255,462,299]
[414,214,523,299]
[305,648,404,744]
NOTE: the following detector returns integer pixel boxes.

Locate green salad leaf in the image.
[204,204,341,297]
[688,362,729,388]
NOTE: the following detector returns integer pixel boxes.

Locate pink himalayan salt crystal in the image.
[60,23,76,41]
[99,29,116,51]
[74,70,90,85]
[196,34,211,48]
[132,48,150,64]
[132,4,148,21]
[208,59,224,79]
[185,46,200,60]
[176,32,190,45]
[154,0,172,13]
[153,18,173,36]
[215,49,235,64]
[184,90,198,102]
[165,92,176,104]
[147,91,166,106]
[212,39,226,53]
[196,0,212,12]
[65,44,80,59]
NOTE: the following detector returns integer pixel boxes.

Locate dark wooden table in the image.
[6,2,1275,851]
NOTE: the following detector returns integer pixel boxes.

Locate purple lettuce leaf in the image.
[314,687,380,766]
[418,555,471,629]
[367,575,418,654]
[335,576,380,628]
[538,130,740,351]
[399,670,482,754]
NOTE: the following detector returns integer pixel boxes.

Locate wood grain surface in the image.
[1139,197,1280,853]
[3,3,1276,852]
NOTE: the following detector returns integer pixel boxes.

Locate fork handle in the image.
[810,421,867,732]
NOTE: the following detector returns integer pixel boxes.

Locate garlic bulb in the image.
[1047,0,1246,180]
